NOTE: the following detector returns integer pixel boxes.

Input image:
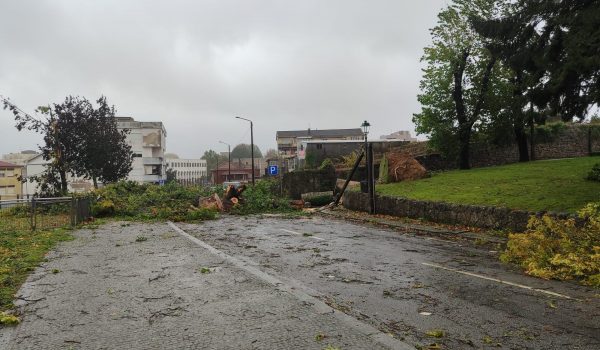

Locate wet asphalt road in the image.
[178,215,600,350]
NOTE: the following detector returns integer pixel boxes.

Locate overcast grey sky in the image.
[0,0,448,158]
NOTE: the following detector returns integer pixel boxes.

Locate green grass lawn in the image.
[0,225,73,312]
[376,156,600,213]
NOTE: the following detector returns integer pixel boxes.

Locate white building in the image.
[116,117,167,184]
[2,150,39,166]
[380,130,417,142]
[165,154,207,185]
[23,154,94,196]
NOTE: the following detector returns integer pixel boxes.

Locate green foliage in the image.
[413,0,510,167]
[587,163,600,182]
[185,207,218,221]
[0,227,73,311]
[477,1,600,121]
[230,179,294,215]
[378,154,389,184]
[92,181,219,222]
[91,199,115,217]
[2,96,132,193]
[376,157,600,213]
[340,150,362,168]
[501,203,600,287]
[534,122,567,143]
[304,150,318,169]
[318,158,335,171]
[0,312,19,325]
[201,149,226,173]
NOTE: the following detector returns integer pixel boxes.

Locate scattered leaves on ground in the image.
[426,329,445,338]
[0,312,20,325]
[315,333,327,341]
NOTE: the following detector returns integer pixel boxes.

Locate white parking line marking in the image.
[422,262,575,300]
[280,229,324,241]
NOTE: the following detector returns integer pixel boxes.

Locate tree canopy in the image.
[230,143,263,159]
[414,0,600,166]
[413,0,508,169]
[2,95,132,193]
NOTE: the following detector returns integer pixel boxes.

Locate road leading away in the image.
[177,215,600,349]
[3,216,599,350]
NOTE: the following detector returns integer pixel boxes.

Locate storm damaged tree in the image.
[2,95,132,193]
[413,0,508,169]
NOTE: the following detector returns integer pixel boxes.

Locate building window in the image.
[0,185,15,195]
[133,153,142,158]
[316,144,323,150]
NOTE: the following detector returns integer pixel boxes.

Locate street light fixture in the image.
[235,116,255,185]
[361,120,371,138]
[219,140,231,182]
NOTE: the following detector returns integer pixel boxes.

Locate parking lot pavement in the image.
[4,221,409,350]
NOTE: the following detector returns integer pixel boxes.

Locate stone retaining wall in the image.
[342,191,572,232]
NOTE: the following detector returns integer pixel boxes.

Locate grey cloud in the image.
[0,0,447,157]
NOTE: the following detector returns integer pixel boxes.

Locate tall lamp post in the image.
[219,141,231,182]
[235,116,255,185]
[361,120,374,214]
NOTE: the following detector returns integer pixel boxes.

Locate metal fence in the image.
[0,197,91,231]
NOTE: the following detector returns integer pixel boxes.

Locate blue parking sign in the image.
[269,165,278,176]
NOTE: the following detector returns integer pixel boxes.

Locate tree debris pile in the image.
[198,180,297,215]
[386,152,428,182]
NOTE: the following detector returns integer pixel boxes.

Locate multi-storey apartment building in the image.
[116,117,167,184]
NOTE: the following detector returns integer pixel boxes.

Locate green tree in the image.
[201,150,222,173]
[75,97,133,188]
[475,0,600,161]
[230,143,263,159]
[165,167,177,183]
[3,95,132,192]
[413,0,508,169]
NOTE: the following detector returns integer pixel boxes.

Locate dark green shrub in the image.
[231,179,295,215]
[306,194,333,207]
[185,208,218,221]
[587,163,600,182]
[91,199,115,217]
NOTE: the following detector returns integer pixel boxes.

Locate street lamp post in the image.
[235,116,255,185]
[361,120,374,214]
[219,141,231,182]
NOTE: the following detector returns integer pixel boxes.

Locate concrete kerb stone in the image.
[167,221,414,350]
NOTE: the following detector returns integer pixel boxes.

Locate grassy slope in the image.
[376,157,600,213]
[0,225,72,311]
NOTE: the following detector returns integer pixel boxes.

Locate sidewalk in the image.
[2,221,403,350]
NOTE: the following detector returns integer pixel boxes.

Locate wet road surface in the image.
[178,215,600,350]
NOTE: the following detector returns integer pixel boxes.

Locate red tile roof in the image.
[0,160,22,168]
